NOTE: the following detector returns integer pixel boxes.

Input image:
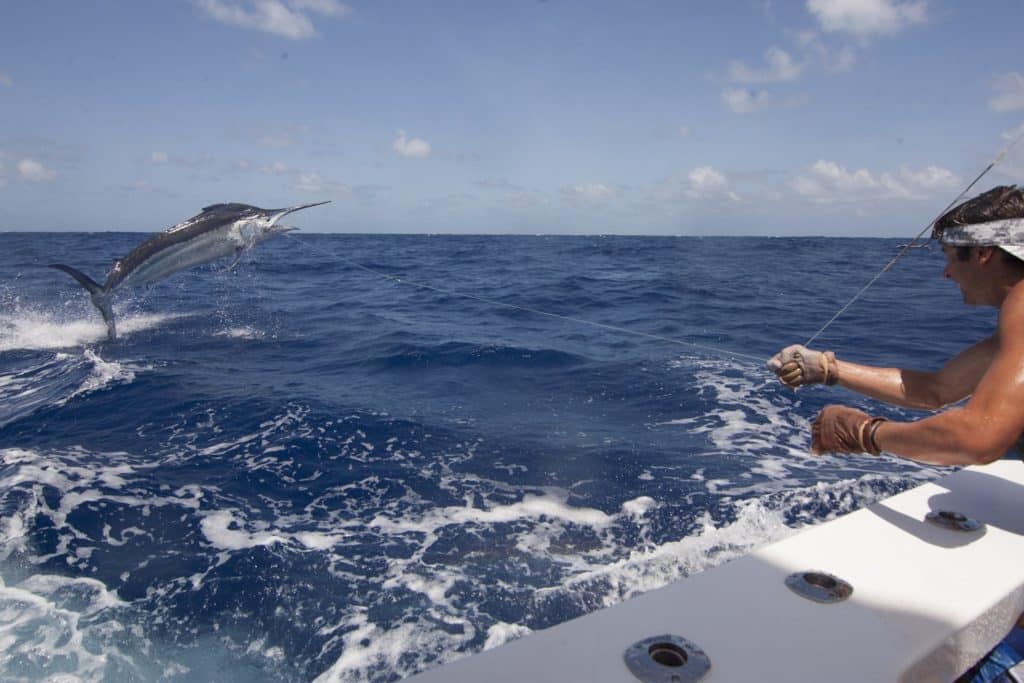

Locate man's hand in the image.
[767,344,838,388]
[811,405,886,456]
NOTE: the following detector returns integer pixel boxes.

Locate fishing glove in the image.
[767,345,839,388]
[811,405,887,456]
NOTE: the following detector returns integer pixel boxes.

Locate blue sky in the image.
[0,0,1022,235]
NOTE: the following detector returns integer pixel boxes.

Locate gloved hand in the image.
[767,345,838,388]
[811,405,887,456]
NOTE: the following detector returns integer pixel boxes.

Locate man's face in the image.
[942,244,989,306]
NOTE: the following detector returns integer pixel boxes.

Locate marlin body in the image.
[49,201,329,341]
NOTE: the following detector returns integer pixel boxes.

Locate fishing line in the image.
[804,126,1024,347]
[284,233,764,363]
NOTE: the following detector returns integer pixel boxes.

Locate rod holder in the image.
[925,509,983,532]
[623,634,710,682]
[785,570,853,604]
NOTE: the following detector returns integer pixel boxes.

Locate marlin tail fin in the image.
[48,264,117,341]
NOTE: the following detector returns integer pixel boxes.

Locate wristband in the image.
[866,417,887,456]
[856,419,870,453]
[822,352,839,386]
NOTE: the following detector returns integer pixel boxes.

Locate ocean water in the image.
[0,232,997,682]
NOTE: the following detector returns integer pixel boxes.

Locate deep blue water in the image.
[0,232,996,681]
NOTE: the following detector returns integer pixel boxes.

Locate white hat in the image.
[1003,245,1024,261]
[938,217,1024,262]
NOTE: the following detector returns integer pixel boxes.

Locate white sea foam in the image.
[538,475,907,609]
[204,509,352,552]
[0,494,32,562]
[621,495,656,517]
[0,447,196,558]
[214,325,264,340]
[0,349,147,429]
[200,510,289,551]
[369,492,617,534]
[0,306,187,351]
[313,611,476,683]
[312,470,924,682]
[540,496,792,603]
[0,356,945,683]
[68,349,139,400]
[197,506,356,553]
[306,356,943,681]
[663,354,939,495]
[0,573,129,681]
[484,622,532,650]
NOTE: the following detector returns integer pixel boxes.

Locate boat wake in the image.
[0,352,942,682]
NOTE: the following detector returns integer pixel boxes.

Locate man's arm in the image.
[834,337,996,410]
[875,321,1024,465]
[828,289,1024,466]
[768,340,996,410]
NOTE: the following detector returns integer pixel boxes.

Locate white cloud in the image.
[792,161,875,201]
[728,47,803,84]
[722,87,771,113]
[290,0,350,17]
[564,183,617,205]
[142,152,214,169]
[500,189,549,210]
[260,161,289,175]
[194,0,350,39]
[255,125,308,148]
[807,0,927,37]
[18,158,56,183]
[288,171,352,197]
[296,172,325,192]
[795,31,856,72]
[890,165,957,190]
[833,45,856,71]
[0,72,12,87]
[998,123,1024,181]
[393,130,431,158]
[475,178,524,191]
[1004,122,1024,142]
[686,166,740,201]
[990,72,1024,113]
[295,171,350,195]
[792,159,957,202]
[258,133,295,148]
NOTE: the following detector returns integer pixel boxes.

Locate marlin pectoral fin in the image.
[226,248,245,271]
[49,264,103,294]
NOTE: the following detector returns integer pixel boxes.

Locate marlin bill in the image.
[49,201,330,341]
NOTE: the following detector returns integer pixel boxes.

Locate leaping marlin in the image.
[49,201,330,341]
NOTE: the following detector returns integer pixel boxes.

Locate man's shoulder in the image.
[997,284,1024,346]
[1000,283,1024,321]
[1005,279,1024,302]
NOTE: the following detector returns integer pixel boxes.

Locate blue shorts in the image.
[961,627,1024,683]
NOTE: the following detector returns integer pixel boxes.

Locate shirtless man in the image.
[768,185,1024,683]
[768,185,1024,465]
